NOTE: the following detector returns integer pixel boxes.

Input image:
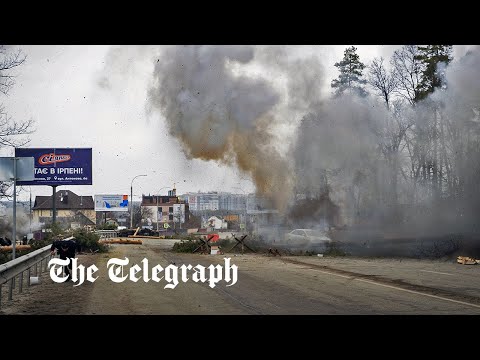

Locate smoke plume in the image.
[290,46,480,256]
[146,45,324,211]
[0,206,40,241]
[100,45,480,257]
[293,93,392,227]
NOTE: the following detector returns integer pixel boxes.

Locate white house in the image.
[207,216,228,230]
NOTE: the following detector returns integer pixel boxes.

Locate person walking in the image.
[50,239,77,281]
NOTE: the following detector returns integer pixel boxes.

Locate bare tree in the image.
[391,45,423,105]
[0,45,35,200]
[0,46,33,147]
[0,46,26,95]
[0,105,34,147]
[367,57,414,211]
[368,57,398,109]
[390,45,441,204]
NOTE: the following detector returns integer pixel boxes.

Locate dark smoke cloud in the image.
[98,45,325,211]
[146,45,324,211]
[99,45,480,257]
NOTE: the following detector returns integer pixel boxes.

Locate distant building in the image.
[185,192,219,211]
[184,192,247,212]
[206,216,228,230]
[32,190,95,228]
[141,187,189,229]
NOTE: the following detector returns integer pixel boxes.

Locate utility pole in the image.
[130,174,147,229]
[130,184,133,229]
[52,185,57,225]
[29,188,32,234]
[12,158,17,259]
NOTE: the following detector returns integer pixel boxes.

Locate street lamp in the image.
[156,186,171,233]
[130,174,147,229]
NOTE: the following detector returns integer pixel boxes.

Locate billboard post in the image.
[52,185,57,225]
[13,158,16,258]
[130,175,147,229]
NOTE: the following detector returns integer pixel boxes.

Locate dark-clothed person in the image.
[50,239,77,281]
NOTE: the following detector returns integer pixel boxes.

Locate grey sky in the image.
[1,45,473,202]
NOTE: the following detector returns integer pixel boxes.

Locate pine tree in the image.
[331,46,367,97]
[414,45,453,101]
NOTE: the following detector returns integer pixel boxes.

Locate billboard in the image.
[15,148,92,186]
[95,194,129,212]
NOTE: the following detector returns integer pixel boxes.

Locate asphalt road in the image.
[2,238,480,314]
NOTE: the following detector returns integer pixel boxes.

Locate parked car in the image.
[283,229,332,250]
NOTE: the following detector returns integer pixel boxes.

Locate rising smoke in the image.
[0,205,40,241]
[290,46,480,256]
[100,45,480,256]
[146,45,324,211]
[292,94,388,227]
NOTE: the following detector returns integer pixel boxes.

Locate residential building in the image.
[206,216,228,230]
[185,192,219,211]
[32,190,95,228]
[141,188,189,229]
[184,192,247,212]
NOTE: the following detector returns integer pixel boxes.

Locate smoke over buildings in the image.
[100,45,480,255]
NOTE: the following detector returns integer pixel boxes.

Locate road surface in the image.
[2,238,480,314]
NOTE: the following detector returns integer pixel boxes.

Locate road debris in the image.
[99,239,142,245]
[228,234,255,254]
[268,248,281,256]
[210,246,220,255]
[0,245,31,252]
[457,256,479,265]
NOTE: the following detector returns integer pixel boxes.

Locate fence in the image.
[0,236,73,308]
[95,230,118,239]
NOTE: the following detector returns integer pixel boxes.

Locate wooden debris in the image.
[457,256,478,265]
[99,239,143,245]
[0,245,31,252]
[128,235,165,239]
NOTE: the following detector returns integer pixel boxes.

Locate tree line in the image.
[314,45,479,231]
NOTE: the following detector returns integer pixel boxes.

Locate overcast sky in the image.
[0,45,473,202]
